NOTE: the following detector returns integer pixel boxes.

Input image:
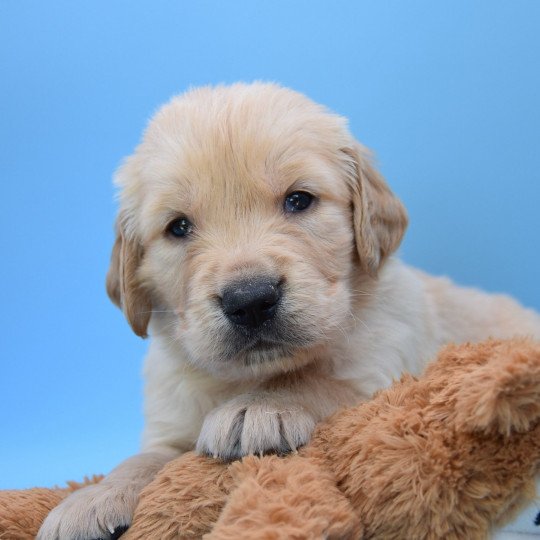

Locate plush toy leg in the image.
[207,454,360,540]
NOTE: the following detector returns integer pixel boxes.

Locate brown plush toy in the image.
[2,338,540,540]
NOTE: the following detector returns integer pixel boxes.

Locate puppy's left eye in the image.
[166,217,193,238]
[284,191,314,213]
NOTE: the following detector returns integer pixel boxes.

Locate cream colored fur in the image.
[38,83,540,540]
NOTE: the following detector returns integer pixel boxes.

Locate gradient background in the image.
[1,1,539,489]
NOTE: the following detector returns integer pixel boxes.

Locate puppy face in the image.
[107,83,407,380]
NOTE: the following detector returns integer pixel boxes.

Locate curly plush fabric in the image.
[1,339,540,540]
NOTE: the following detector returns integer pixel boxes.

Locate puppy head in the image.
[107,83,407,379]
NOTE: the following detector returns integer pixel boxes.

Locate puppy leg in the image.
[196,372,359,460]
[37,447,179,540]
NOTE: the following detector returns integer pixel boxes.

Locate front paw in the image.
[196,395,317,460]
[37,482,136,540]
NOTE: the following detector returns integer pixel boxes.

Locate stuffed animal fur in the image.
[2,338,540,540]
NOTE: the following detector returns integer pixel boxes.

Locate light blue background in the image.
[1,1,539,489]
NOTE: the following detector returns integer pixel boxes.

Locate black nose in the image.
[221,277,282,328]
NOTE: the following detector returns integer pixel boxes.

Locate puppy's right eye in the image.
[166,217,193,238]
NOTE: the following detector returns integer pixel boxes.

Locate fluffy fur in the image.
[37,83,540,539]
[6,339,540,539]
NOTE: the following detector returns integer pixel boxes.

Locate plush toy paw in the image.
[196,393,318,460]
[36,481,137,540]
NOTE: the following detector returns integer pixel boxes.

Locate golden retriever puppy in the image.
[38,83,540,540]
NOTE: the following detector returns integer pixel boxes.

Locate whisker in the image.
[350,289,373,297]
[333,321,350,343]
[355,317,372,334]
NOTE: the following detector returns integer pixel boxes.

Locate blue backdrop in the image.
[1,1,539,489]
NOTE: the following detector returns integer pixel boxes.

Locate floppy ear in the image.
[343,143,408,277]
[106,217,152,338]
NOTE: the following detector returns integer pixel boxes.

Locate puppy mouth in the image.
[225,329,306,363]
